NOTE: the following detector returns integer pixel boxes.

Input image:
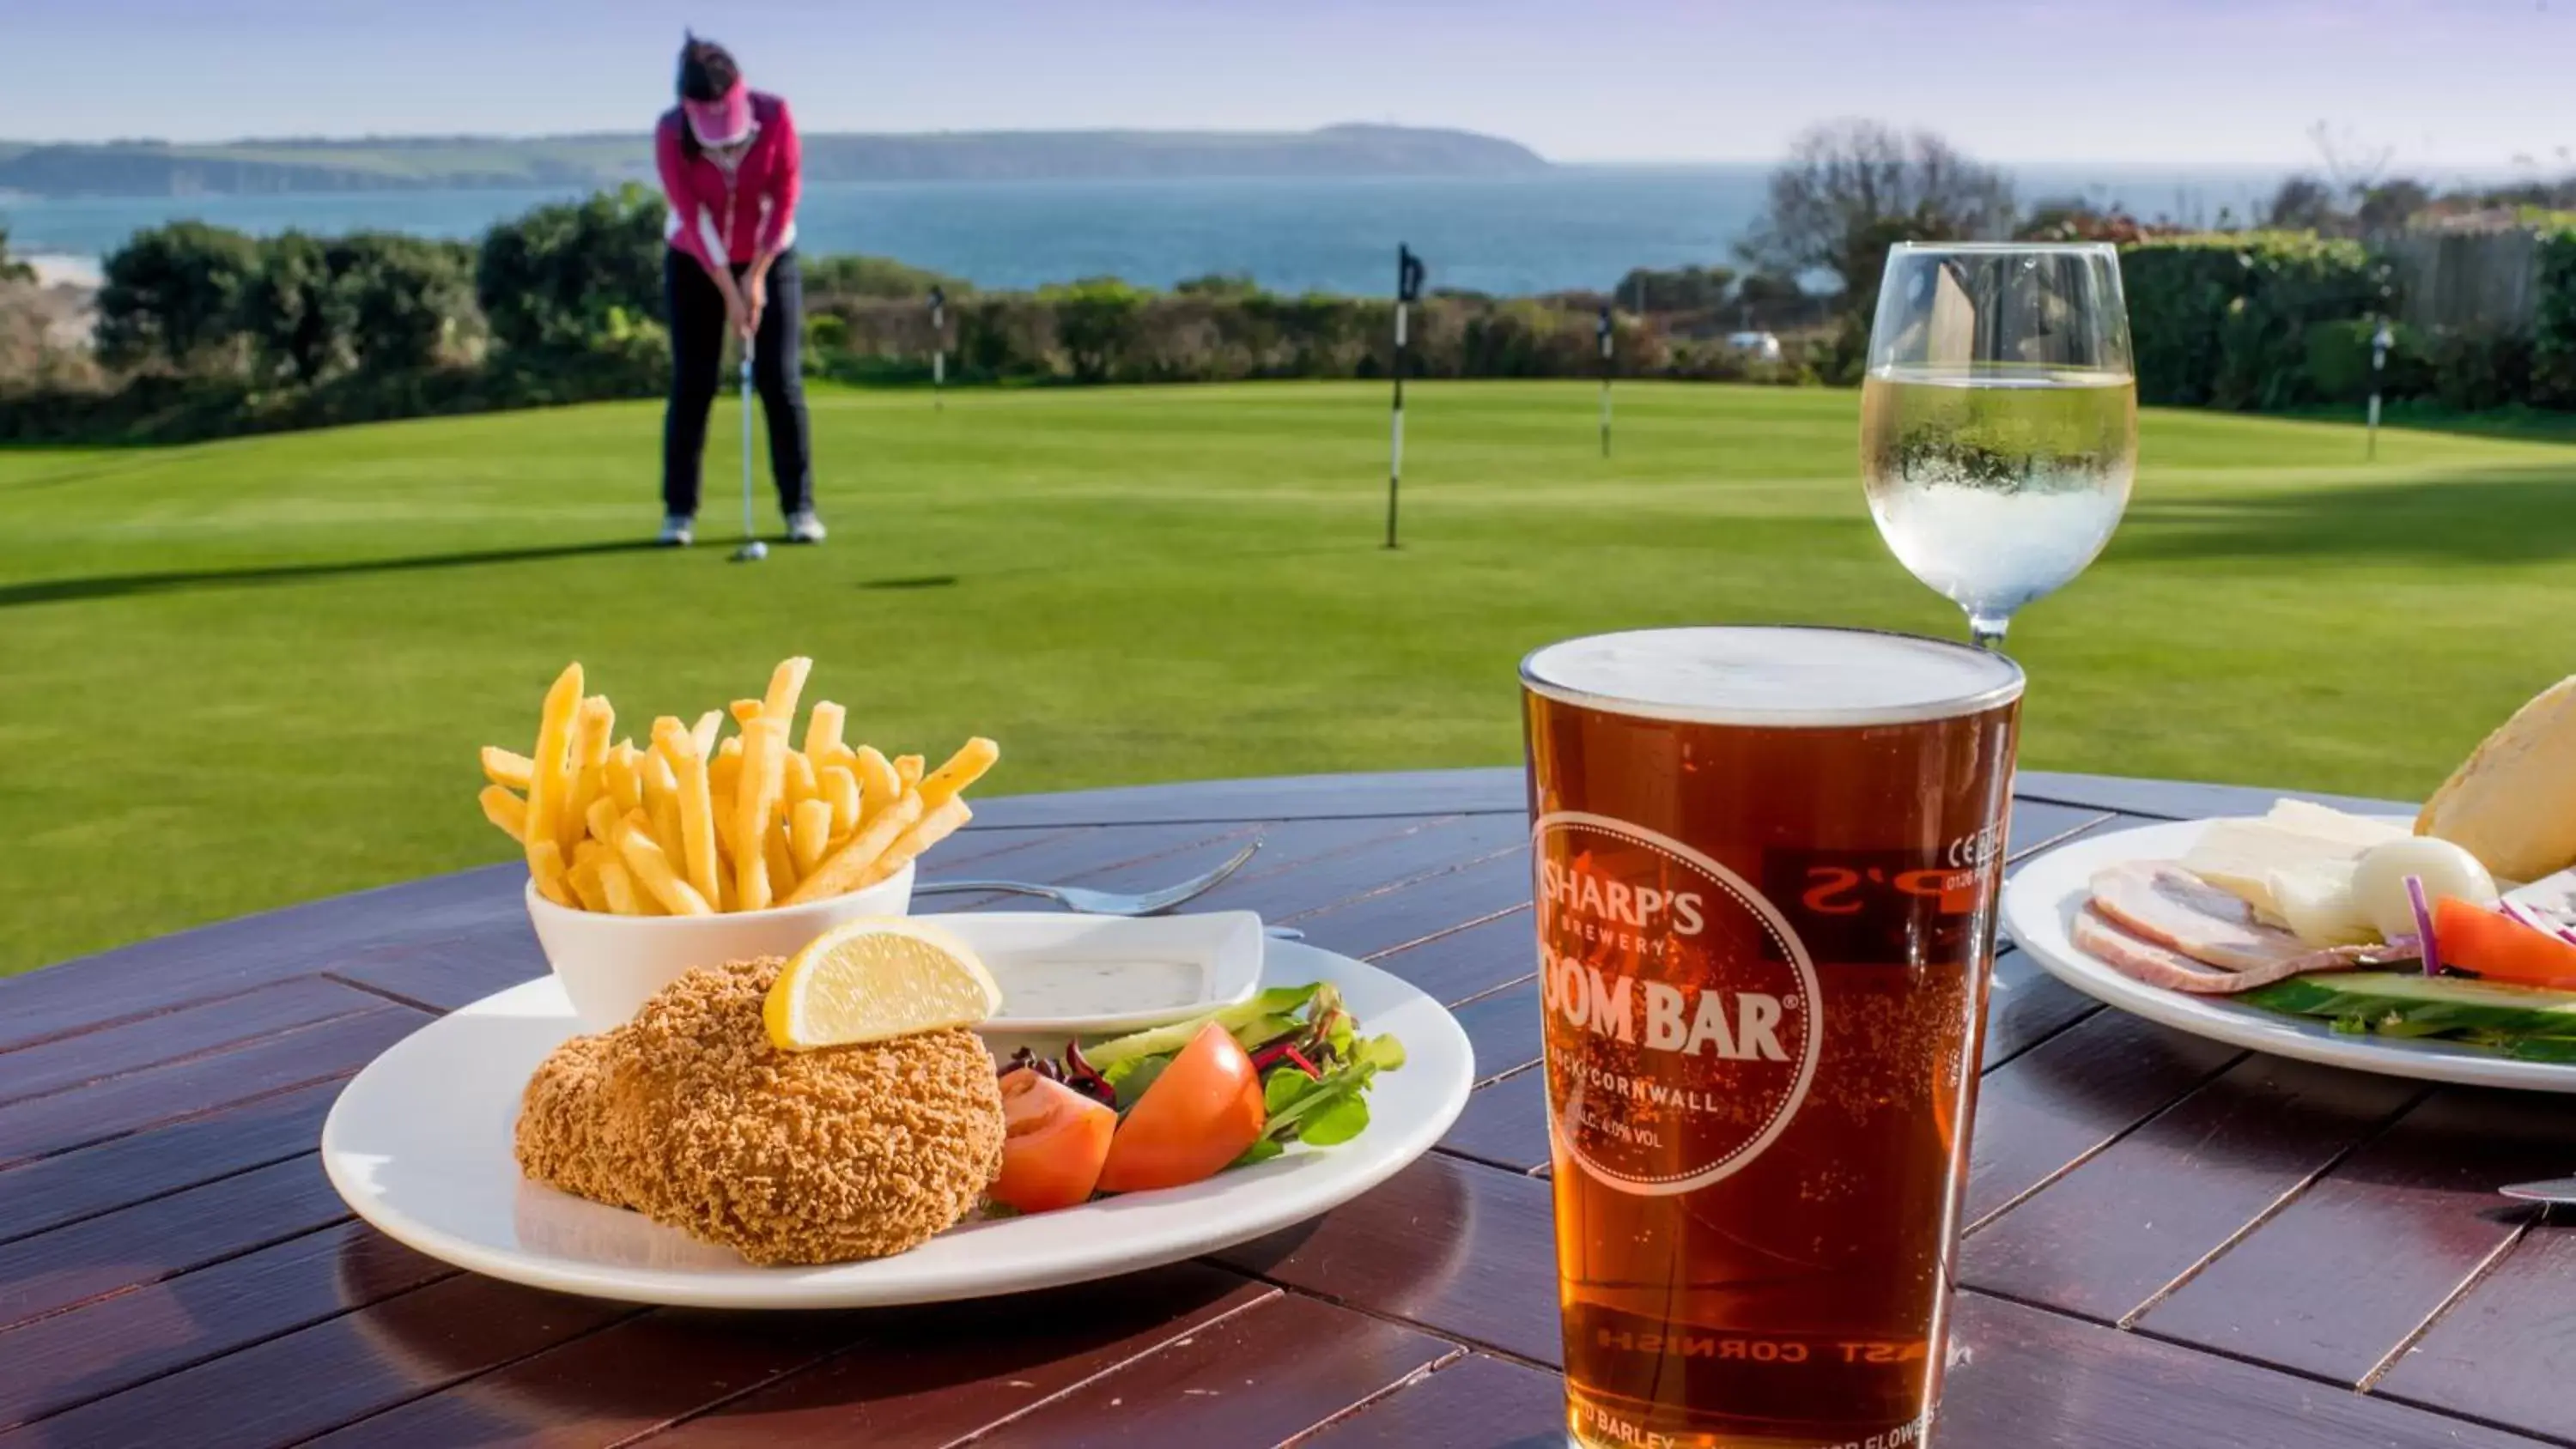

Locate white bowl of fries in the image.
[526,863,918,1028]
[477,657,999,1028]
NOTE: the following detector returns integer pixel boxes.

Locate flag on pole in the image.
[1387,244,1426,549]
[1598,303,1615,458]
[928,285,947,410]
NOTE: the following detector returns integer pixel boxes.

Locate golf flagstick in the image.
[1386,243,1425,550]
[929,286,946,412]
[731,352,766,562]
[1598,303,1614,458]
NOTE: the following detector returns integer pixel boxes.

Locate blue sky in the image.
[8,0,2573,168]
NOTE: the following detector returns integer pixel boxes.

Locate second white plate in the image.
[2002,818,2576,1093]
[319,938,1476,1307]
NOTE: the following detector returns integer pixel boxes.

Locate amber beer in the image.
[1522,627,2024,1449]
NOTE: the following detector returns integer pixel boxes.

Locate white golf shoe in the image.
[658,515,695,548]
[787,510,828,544]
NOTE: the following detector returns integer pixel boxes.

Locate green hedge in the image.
[2122,233,2393,410]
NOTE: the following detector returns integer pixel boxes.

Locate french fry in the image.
[690,709,724,759]
[858,797,972,891]
[560,697,616,856]
[820,764,862,838]
[478,785,528,841]
[524,664,584,858]
[708,748,743,801]
[804,700,846,761]
[729,699,764,727]
[854,745,901,822]
[765,816,800,894]
[762,656,814,724]
[566,848,611,912]
[527,836,575,906]
[613,813,713,916]
[734,717,790,912]
[604,742,644,815]
[717,867,739,912]
[480,746,534,791]
[917,737,1000,811]
[710,782,739,864]
[585,795,622,846]
[641,749,685,864]
[784,791,924,906]
[784,749,819,807]
[790,797,834,876]
[896,755,925,789]
[654,718,722,909]
[597,857,649,916]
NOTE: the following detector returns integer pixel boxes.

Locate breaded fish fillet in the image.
[516,956,1004,1265]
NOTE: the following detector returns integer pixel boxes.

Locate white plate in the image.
[319,939,1475,1307]
[2002,818,2576,1093]
[945,910,1266,1035]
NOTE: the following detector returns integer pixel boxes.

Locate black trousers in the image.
[663,247,814,518]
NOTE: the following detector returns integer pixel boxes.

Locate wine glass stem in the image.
[1967,611,2010,652]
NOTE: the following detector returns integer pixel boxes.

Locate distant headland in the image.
[0,124,1552,198]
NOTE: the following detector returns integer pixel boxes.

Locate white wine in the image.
[1860,365,2137,631]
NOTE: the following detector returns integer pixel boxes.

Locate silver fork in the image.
[913,840,1260,916]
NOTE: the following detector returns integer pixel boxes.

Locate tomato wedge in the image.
[2434,896,2576,990]
[990,1069,1116,1214]
[1096,1021,1267,1194]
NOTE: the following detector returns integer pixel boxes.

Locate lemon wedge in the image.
[764,918,1002,1051]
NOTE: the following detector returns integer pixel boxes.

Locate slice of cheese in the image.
[2181,808,2390,922]
[2263,798,2409,849]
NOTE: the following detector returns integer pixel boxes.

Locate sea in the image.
[2,164,2295,297]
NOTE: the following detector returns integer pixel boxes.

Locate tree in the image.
[0,226,32,285]
[2263,175,2347,233]
[2355,179,2432,233]
[477,184,665,354]
[239,231,347,384]
[333,233,474,373]
[1613,264,1736,312]
[1737,120,2014,310]
[94,221,261,370]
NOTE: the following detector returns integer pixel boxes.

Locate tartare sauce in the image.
[989,958,1207,1016]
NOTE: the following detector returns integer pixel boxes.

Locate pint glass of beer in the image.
[1522,627,2024,1449]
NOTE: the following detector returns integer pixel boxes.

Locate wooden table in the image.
[3,769,2571,1448]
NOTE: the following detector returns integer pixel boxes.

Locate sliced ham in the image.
[2076,860,2420,994]
[2071,907,2250,992]
[2089,861,2317,971]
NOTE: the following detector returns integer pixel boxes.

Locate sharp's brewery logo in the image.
[1534,813,1820,1195]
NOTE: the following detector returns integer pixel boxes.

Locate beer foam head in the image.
[1522,627,2025,726]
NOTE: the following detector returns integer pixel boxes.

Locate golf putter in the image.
[730,352,767,562]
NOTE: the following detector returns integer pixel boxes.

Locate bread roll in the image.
[2416,675,2576,882]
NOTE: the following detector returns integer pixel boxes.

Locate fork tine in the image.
[1135,839,1262,913]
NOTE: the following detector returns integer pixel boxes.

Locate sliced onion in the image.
[2493,898,2576,948]
[2404,875,2439,977]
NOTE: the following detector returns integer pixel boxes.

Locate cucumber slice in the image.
[2239,972,2576,1038]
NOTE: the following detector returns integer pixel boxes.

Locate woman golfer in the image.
[654,36,823,547]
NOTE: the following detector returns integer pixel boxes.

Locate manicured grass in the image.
[4,379,2574,974]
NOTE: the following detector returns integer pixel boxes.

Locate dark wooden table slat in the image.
[0,1222,448,1430]
[1962,1054,2425,1324]
[1296,1352,1569,1449]
[1942,1290,2552,1449]
[0,1006,425,1169]
[650,1265,1273,1446]
[2371,1222,2576,1441]
[2136,1087,2576,1387]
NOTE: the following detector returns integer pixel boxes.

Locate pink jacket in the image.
[654,92,801,268]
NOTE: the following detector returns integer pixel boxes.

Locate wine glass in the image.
[1860,243,2136,650]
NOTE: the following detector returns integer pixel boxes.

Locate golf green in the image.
[3,379,2572,974]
